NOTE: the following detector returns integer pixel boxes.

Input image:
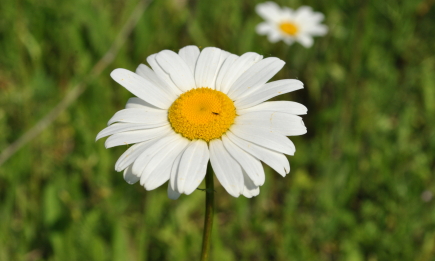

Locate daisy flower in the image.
[256,2,328,47]
[96,46,307,199]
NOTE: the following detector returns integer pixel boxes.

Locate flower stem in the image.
[200,167,214,261]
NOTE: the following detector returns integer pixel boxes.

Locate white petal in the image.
[227,57,285,100]
[146,54,183,95]
[241,170,260,198]
[169,149,184,194]
[107,108,168,126]
[282,7,295,18]
[256,22,273,35]
[141,135,189,190]
[115,140,159,172]
[267,29,283,43]
[297,34,314,48]
[105,125,172,148]
[177,140,210,195]
[296,10,324,24]
[194,47,223,89]
[110,69,174,109]
[229,125,295,155]
[209,139,243,197]
[256,1,283,23]
[215,54,239,92]
[144,163,171,191]
[297,13,326,28]
[178,45,200,75]
[123,165,140,184]
[305,24,328,36]
[235,112,307,136]
[237,110,304,123]
[135,64,180,98]
[226,131,290,177]
[294,6,314,21]
[132,133,180,176]
[282,37,295,45]
[168,182,181,200]
[125,97,159,109]
[220,50,231,60]
[219,52,263,94]
[97,122,168,141]
[142,136,189,190]
[237,101,308,115]
[135,63,155,80]
[235,79,303,109]
[156,50,196,92]
[222,135,265,186]
[213,50,230,86]
[311,12,325,23]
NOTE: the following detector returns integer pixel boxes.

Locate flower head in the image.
[256,2,328,47]
[97,46,307,199]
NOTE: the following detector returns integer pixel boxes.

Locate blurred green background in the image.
[1,0,434,260]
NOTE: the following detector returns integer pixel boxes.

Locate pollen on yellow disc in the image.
[279,22,299,36]
[168,87,236,142]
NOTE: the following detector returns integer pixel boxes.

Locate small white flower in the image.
[97,46,307,199]
[256,2,328,47]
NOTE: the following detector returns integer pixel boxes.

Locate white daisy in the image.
[256,2,328,47]
[96,45,307,199]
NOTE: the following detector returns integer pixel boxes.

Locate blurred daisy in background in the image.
[97,45,307,199]
[256,2,328,47]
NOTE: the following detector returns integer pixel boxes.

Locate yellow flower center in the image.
[279,22,299,36]
[168,87,236,142]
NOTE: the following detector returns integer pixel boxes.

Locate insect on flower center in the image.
[168,87,236,142]
[279,22,299,36]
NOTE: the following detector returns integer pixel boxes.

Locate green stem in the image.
[200,167,214,261]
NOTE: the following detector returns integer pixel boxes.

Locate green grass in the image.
[1,0,435,260]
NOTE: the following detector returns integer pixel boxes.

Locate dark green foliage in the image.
[0,0,434,260]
